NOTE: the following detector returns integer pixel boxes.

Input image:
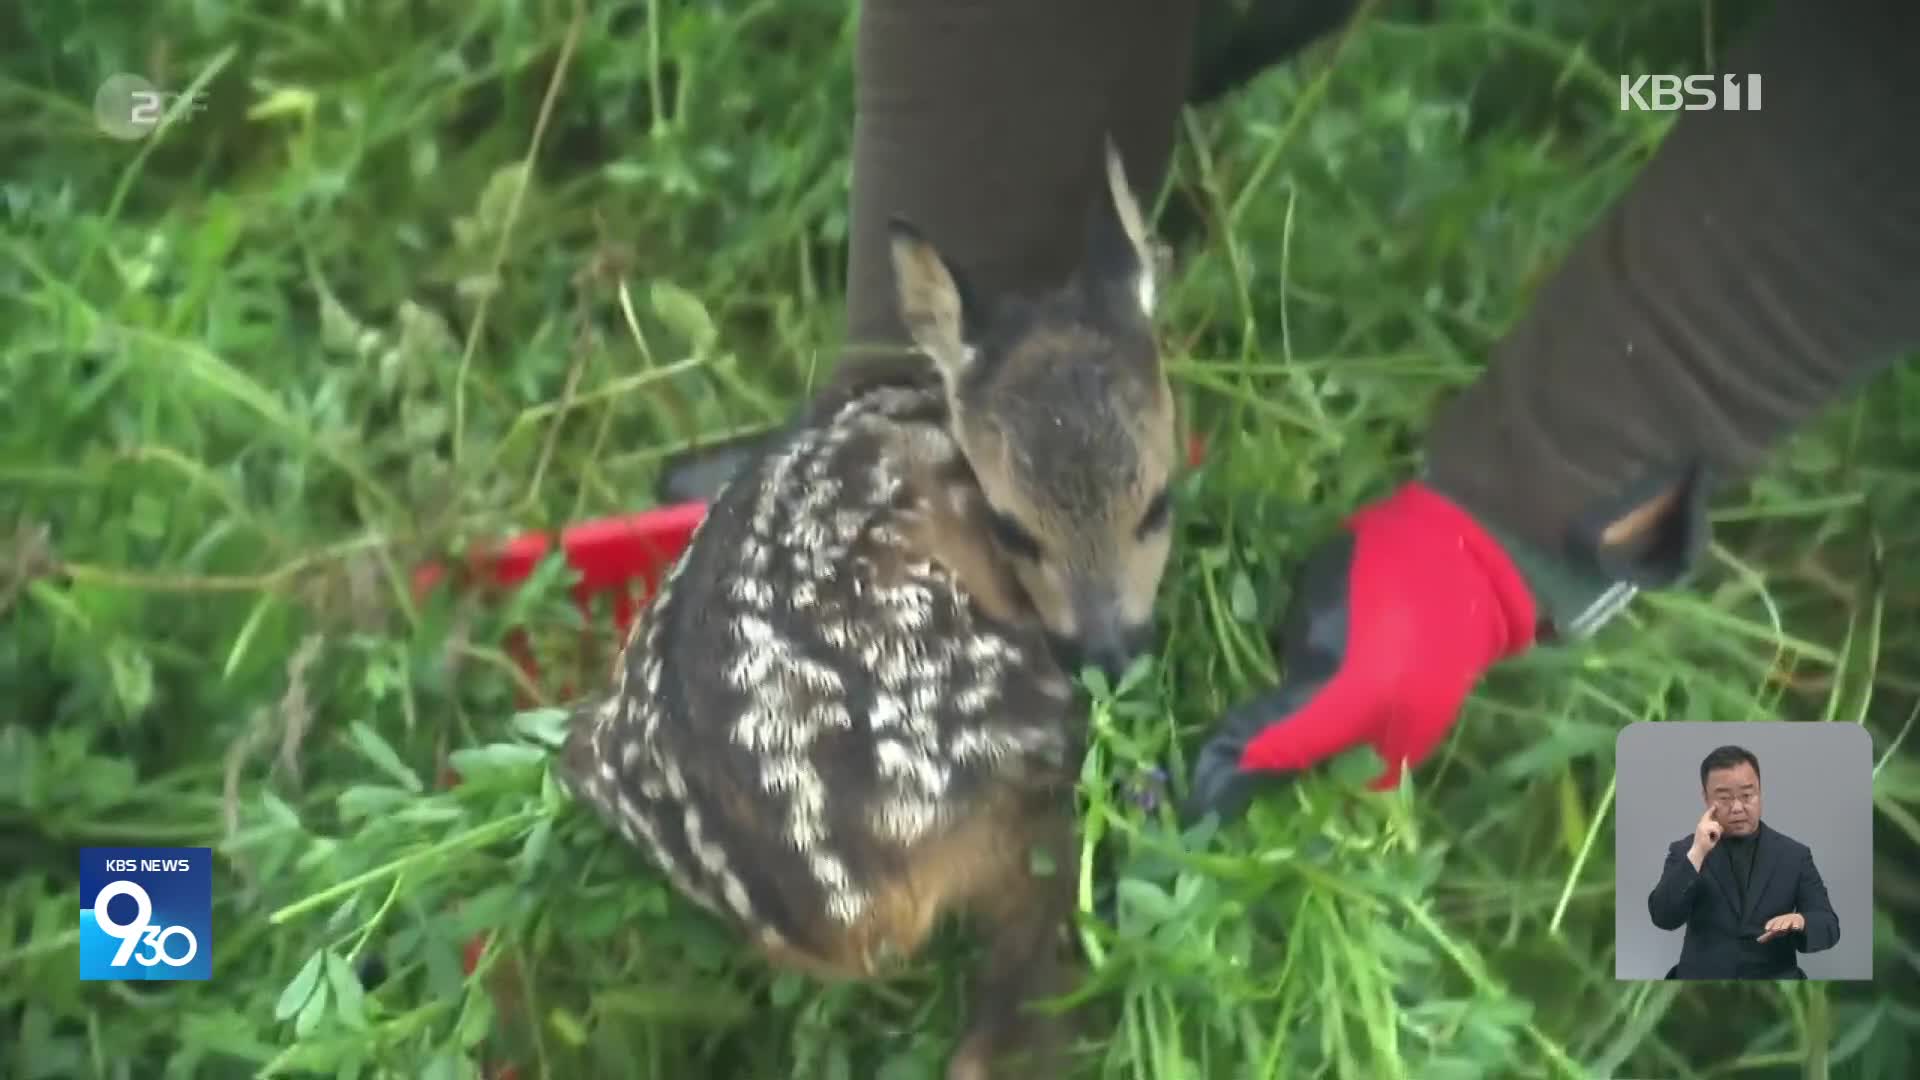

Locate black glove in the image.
[654,429,778,505]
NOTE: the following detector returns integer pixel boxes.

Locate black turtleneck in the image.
[1721,827,1759,911]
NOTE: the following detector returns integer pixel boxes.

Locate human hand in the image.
[1757,912,1806,943]
[1183,482,1541,822]
[1690,806,1723,864]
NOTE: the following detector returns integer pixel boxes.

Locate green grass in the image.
[5,0,1920,1077]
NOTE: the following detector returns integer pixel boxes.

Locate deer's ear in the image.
[887,216,979,386]
[1080,134,1157,319]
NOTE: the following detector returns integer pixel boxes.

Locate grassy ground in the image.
[5,0,1920,1077]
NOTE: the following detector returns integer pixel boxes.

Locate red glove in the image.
[1185,481,1540,819]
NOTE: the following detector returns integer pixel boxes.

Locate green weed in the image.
[4,1,1918,1078]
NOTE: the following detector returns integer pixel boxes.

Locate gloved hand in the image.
[1183,481,1544,822]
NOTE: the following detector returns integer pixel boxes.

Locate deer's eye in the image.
[1136,486,1172,537]
[987,509,1043,560]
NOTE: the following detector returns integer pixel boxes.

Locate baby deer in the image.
[559,137,1178,1079]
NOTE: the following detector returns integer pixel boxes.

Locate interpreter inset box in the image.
[1613,722,1871,981]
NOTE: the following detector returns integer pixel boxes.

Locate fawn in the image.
[560,137,1178,1079]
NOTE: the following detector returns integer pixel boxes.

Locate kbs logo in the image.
[1619,74,1762,112]
[79,847,212,981]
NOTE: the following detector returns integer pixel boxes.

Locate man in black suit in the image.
[1647,745,1841,979]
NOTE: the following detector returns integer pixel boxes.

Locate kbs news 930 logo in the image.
[79,847,213,981]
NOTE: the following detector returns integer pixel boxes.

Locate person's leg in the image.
[840,0,1202,357]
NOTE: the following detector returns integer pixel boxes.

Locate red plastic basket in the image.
[407,434,1208,1076]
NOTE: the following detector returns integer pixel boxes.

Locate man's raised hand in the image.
[1688,807,1722,869]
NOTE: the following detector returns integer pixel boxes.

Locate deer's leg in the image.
[945,795,1082,1080]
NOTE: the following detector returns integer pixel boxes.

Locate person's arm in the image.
[1423,0,1920,636]
[1647,841,1704,931]
[1788,850,1842,953]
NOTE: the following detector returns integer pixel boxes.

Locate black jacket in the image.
[1646,821,1841,979]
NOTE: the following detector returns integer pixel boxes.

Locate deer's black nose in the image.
[1051,619,1155,684]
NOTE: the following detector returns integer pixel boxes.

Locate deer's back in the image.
[561,369,1081,961]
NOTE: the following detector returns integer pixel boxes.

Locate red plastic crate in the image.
[409,499,708,709]
[407,433,1208,1075]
